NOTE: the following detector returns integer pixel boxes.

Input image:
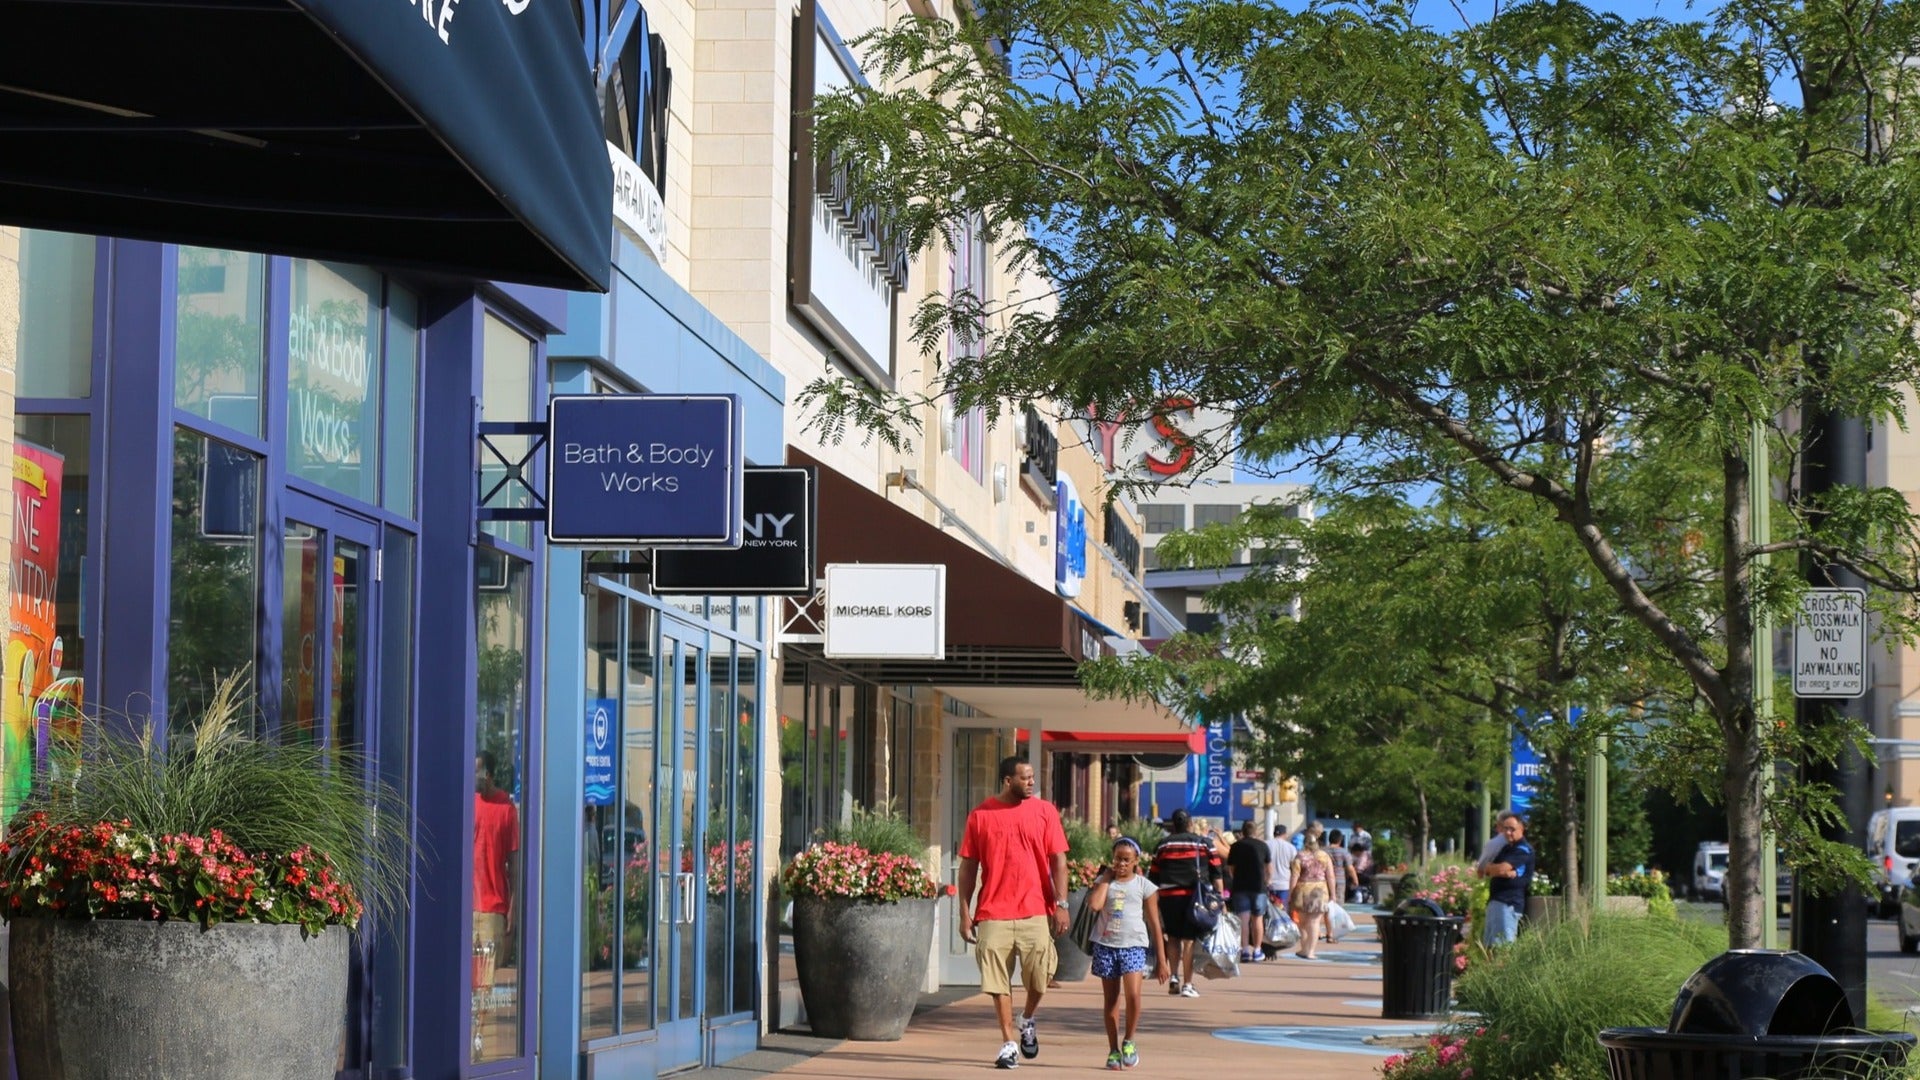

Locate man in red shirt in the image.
[473,751,520,1001]
[958,756,1069,1070]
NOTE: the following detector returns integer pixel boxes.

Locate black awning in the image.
[0,0,612,292]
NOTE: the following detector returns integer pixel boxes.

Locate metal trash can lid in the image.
[1668,950,1851,1037]
[1392,897,1448,918]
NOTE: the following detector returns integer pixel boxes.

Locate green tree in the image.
[808,0,1920,946]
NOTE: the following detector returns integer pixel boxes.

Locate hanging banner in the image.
[4,443,64,822]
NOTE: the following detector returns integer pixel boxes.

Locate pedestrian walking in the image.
[1225,820,1271,963]
[1265,824,1293,910]
[957,756,1071,1069]
[1147,809,1224,998]
[1326,829,1359,907]
[1477,811,1534,946]
[1086,837,1169,1070]
[1288,834,1337,960]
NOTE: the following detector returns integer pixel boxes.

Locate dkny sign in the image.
[653,468,818,595]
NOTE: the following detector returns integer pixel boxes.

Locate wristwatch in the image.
[1054,899,1070,910]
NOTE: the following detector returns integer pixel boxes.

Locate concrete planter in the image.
[1526,895,1566,925]
[1051,888,1092,983]
[10,917,349,1080]
[793,895,935,1040]
[1602,895,1649,916]
[1374,872,1407,907]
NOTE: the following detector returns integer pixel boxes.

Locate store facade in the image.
[3,229,579,1079]
[533,232,785,1077]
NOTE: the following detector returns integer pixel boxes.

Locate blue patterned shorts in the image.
[1090,943,1150,979]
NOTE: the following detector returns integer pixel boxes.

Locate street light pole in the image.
[1790,394,1871,1025]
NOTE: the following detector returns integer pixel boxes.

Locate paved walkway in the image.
[690,908,1441,1078]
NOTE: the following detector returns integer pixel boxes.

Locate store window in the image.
[287,260,381,503]
[473,552,532,1063]
[4,415,91,819]
[166,428,261,735]
[479,315,537,548]
[173,248,266,438]
[947,214,988,482]
[383,287,419,516]
[16,230,95,398]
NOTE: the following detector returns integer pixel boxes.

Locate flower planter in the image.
[1051,888,1092,983]
[1374,872,1406,907]
[10,918,349,1080]
[1602,895,1649,916]
[793,895,935,1040]
[1526,895,1567,925]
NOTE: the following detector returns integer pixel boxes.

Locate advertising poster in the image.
[4,442,64,822]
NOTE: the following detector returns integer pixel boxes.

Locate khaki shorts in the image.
[473,911,507,987]
[976,915,1056,997]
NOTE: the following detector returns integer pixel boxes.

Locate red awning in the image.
[1013,728,1204,757]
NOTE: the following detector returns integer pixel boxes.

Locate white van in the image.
[1867,807,1920,917]
[1693,842,1730,902]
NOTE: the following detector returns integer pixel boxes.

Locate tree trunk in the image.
[1719,448,1765,950]
[1722,710,1767,948]
[1552,751,1582,906]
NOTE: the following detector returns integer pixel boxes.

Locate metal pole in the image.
[1790,390,1870,1025]
[1585,732,1608,906]
[1751,420,1780,950]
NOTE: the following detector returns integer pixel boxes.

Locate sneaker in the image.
[1106,1051,1125,1071]
[1167,976,1182,996]
[995,1041,1020,1069]
[1179,983,1200,998]
[1121,1040,1139,1068]
[1018,1018,1039,1059]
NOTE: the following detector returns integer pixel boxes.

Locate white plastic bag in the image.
[1200,911,1242,980]
[1266,910,1302,949]
[1326,901,1355,942]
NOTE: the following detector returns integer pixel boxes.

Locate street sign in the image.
[1793,587,1867,698]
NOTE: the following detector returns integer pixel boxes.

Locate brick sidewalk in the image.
[695,908,1438,1079]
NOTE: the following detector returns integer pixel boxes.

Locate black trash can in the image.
[1598,950,1916,1079]
[1377,897,1465,1021]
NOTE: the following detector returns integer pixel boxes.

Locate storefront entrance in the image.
[652,617,707,1070]
[278,490,409,1077]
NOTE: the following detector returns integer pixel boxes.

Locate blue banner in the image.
[1190,719,1234,819]
[585,698,617,807]
[1511,707,1579,814]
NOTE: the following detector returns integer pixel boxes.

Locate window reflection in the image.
[173,248,265,437]
[166,428,259,737]
[17,230,95,399]
[287,260,381,503]
[472,552,530,1063]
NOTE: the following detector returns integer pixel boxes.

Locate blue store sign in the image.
[1189,719,1234,819]
[585,698,617,807]
[1054,474,1087,599]
[547,394,744,545]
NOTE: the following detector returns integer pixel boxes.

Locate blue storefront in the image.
[5,231,588,1078]
[534,234,785,1078]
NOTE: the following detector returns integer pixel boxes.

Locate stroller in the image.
[1349,845,1375,905]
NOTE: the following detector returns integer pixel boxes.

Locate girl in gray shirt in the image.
[1086,838,1170,1070]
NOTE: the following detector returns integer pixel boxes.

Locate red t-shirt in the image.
[959,796,1068,922]
[474,790,520,915]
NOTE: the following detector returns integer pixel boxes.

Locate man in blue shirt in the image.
[1478,812,1533,945]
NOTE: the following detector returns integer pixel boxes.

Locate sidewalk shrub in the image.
[1062,815,1106,890]
[1412,864,1477,916]
[1446,912,1727,1079]
[825,802,927,860]
[1116,816,1165,853]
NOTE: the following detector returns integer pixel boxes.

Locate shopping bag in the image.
[1266,910,1301,950]
[1326,901,1356,942]
[1200,911,1242,980]
[1068,894,1100,954]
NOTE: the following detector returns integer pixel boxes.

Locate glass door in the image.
[278,491,391,1079]
[654,618,708,1069]
[941,727,1003,985]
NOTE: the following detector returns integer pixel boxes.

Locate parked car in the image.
[1867,807,1920,918]
[1693,842,1729,902]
